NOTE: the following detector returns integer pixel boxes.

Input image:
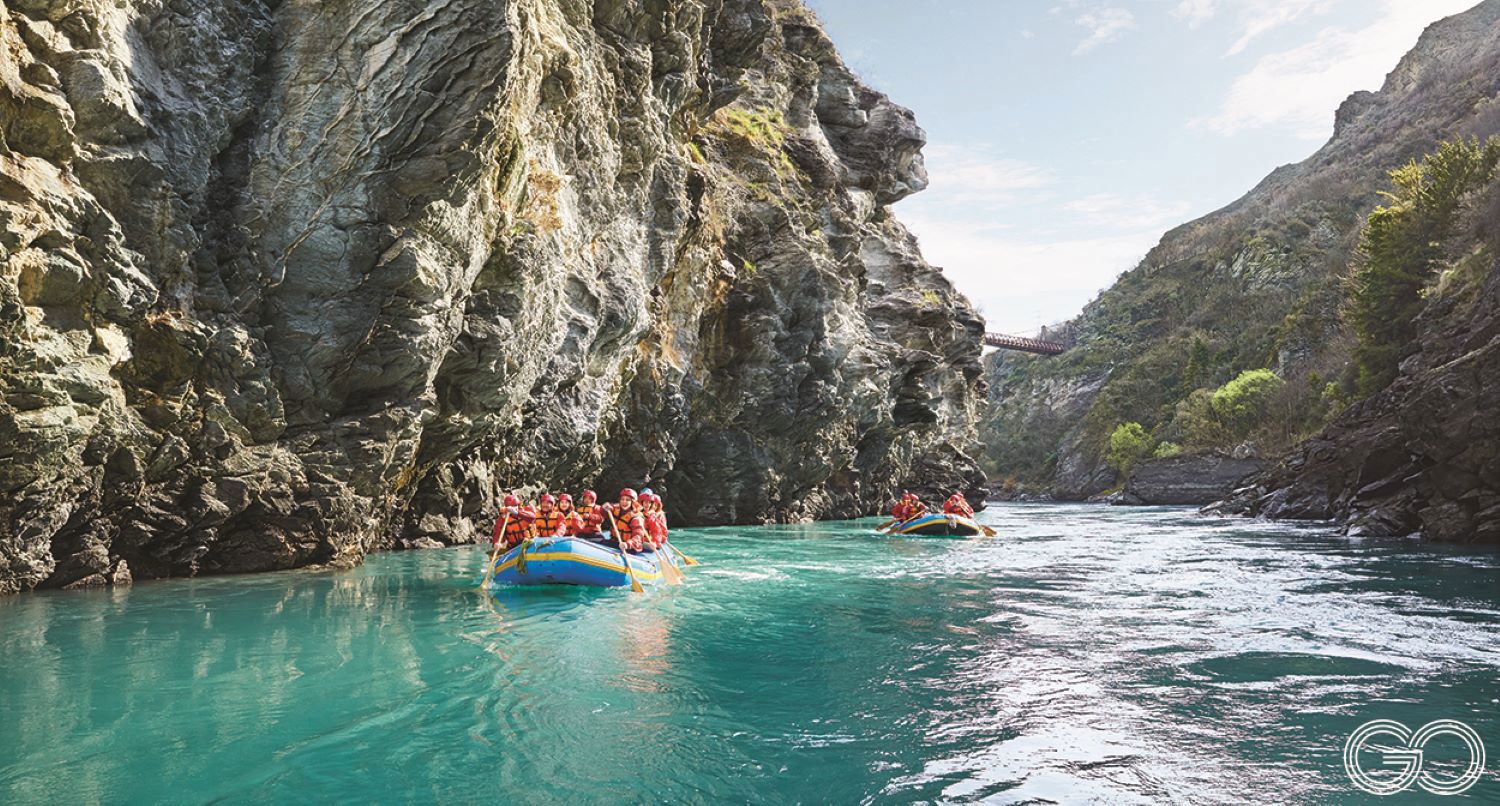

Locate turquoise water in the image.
[2,504,1497,804]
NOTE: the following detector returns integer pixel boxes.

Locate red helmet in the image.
[582,490,597,502]
[640,492,656,504]
[619,488,637,499]
[503,494,520,507]
[559,493,573,504]
[540,494,556,505]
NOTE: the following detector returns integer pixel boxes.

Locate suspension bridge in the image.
[983,332,1068,355]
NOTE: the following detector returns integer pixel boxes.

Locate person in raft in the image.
[534,493,564,537]
[641,491,669,549]
[942,493,974,518]
[605,488,651,553]
[554,493,578,535]
[890,491,927,523]
[569,490,609,542]
[493,494,538,549]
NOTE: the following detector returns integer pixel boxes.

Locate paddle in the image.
[480,510,510,590]
[875,518,896,532]
[665,543,700,566]
[655,545,685,585]
[607,505,645,593]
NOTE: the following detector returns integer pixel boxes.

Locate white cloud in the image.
[1225,0,1333,56]
[1022,29,1038,40]
[1061,192,1193,231]
[1173,0,1216,28]
[920,144,1053,206]
[900,211,1159,332]
[1073,7,1136,55]
[1194,0,1480,139]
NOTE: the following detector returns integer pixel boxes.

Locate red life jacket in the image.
[611,505,647,548]
[500,508,537,547]
[575,503,605,534]
[535,507,563,536]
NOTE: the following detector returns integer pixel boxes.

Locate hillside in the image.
[981,0,1500,513]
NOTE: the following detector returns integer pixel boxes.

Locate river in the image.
[2,504,1497,803]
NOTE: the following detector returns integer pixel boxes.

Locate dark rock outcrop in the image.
[1120,455,1268,506]
[1214,252,1500,542]
[0,0,986,593]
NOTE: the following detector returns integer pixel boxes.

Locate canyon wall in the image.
[0,0,987,592]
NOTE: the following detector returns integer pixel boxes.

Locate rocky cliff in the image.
[0,0,987,593]
[1214,172,1500,542]
[982,0,1500,512]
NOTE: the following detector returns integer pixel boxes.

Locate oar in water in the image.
[607,507,645,593]
[875,518,896,532]
[882,508,926,533]
[665,543,699,566]
[480,510,511,590]
[655,544,685,585]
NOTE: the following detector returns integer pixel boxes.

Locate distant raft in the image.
[488,536,682,588]
[886,513,984,537]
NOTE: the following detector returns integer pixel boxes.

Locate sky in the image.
[802,0,1484,333]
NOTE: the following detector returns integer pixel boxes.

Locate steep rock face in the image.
[1217,244,1500,542]
[980,0,1500,502]
[0,0,986,593]
[1120,455,1267,506]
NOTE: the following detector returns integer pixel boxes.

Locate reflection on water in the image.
[1,505,1497,803]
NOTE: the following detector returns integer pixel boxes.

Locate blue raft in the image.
[887,513,984,537]
[488,536,683,588]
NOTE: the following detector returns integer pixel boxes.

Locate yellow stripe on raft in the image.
[492,550,665,582]
[893,516,978,535]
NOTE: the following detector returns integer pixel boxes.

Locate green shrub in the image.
[1106,422,1154,478]
[1210,368,1284,427]
[1172,388,1229,449]
[1152,441,1182,459]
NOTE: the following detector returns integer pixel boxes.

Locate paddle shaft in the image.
[481,510,510,589]
[666,542,699,566]
[607,503,645,592]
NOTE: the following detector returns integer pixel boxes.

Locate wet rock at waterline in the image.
[1118,455,1268,506]
[0,0,987,593]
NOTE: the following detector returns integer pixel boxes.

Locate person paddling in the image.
[606,488,649,553]
[641,491,669,549]
[495,494,538,549]
[942,493,974,518]
[891,491,926,523]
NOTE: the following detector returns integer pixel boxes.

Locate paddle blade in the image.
[665,553,686,584]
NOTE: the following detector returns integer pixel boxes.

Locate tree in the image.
[1350,136,1500,395]
[1210,368,1285,430]
[1107,422,1154,479]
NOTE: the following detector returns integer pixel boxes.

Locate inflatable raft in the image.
[488,536,682,588]
[886,513,984,537]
